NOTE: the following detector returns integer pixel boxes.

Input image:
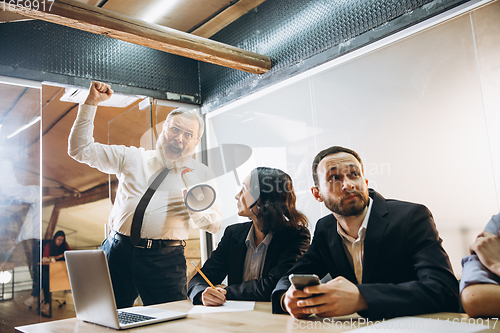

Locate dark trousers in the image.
[42,265,50,303]
[100,233,187,309]
[31,265,52,304]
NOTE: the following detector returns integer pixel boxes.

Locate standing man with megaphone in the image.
[68,81,222,309]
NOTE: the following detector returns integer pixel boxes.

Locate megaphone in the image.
[181,168,216,212]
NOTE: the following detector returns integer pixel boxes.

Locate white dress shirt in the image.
[68,104,222,240]
[336,197,373,284]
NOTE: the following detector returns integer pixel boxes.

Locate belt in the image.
[111,231,185,249]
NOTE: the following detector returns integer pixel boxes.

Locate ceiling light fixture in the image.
[140,0,180,24]
[60,88,140,108]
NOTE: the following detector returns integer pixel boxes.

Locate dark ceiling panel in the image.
[0,20,200,103]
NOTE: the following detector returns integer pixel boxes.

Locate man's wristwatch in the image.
[280,293,287,312]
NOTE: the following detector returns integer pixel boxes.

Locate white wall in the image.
[206,1,500,277]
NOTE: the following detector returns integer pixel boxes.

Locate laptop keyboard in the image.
[118,311,155,325]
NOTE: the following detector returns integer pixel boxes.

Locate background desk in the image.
[16,300,499,332]
[48,261,71,293]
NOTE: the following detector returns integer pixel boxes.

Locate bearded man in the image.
[271,146,458,320]
[68,82,222,308]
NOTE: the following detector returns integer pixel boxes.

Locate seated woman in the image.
[460,212,500,317]
[188,167,310,305]
[41,230,71,313]
[24,230,72,311]
[42,230,71,262]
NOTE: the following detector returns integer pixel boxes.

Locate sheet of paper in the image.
[188,301,255,314]
[344,317,489,333]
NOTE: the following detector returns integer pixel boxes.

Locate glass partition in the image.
[0,80,42,328]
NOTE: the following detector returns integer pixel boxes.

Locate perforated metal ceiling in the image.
[0,20,200,102]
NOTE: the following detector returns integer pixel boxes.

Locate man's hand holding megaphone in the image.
[181,168,216,213]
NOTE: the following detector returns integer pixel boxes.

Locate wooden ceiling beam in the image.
[42,180,116,209]
[2,0,271,74]
[44,204,60,240]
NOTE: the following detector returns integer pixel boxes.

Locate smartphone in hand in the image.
[289,274,321,290]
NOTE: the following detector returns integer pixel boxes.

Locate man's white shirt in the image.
[68,104,222,240]
[336,197,373,284]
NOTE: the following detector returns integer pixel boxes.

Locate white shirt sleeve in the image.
[68,104,127,175]
[190,204,222,234]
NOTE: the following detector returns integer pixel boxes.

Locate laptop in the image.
[65,250,187,330]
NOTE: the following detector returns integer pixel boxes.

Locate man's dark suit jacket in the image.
[271,189,459,320]
[188,221,310,304]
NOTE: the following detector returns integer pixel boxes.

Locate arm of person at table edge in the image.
[461,223,500,318]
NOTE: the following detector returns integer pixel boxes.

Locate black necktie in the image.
[130,167,171,246]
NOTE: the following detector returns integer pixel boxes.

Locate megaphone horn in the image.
[181,168,216,212]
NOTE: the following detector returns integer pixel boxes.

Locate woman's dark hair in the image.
[248,167,308,234]
[49,230,69,256]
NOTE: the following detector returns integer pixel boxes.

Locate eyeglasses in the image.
[166,126,197,142]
